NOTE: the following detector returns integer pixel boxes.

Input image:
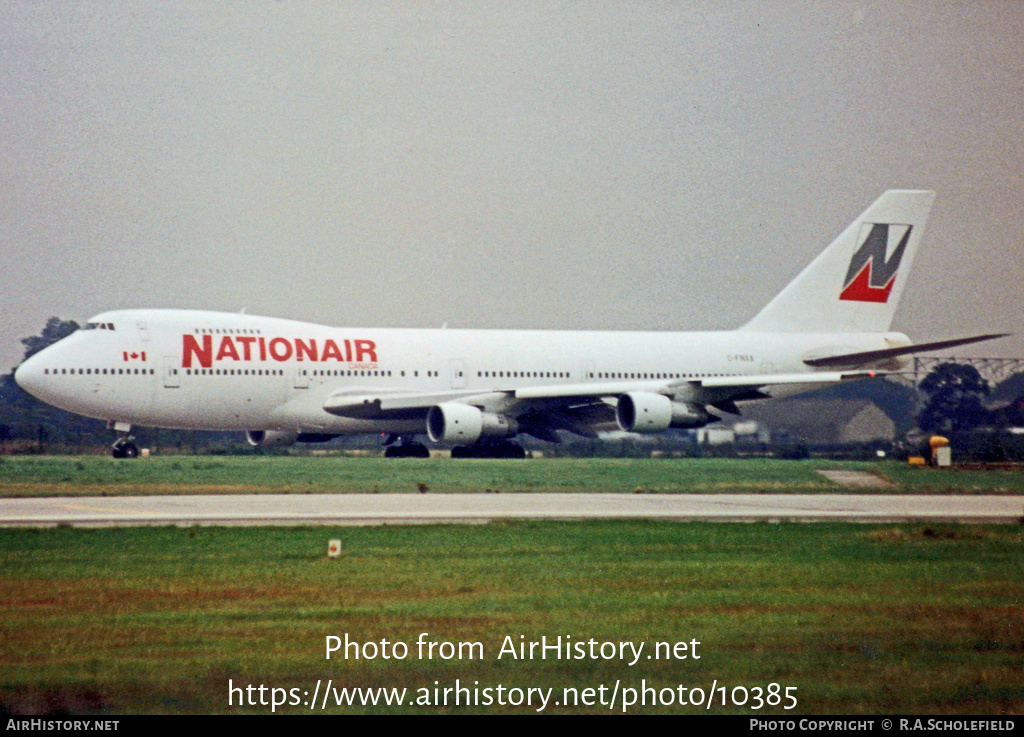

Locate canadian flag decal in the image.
[839,223,912,303]
[123,351,148,362]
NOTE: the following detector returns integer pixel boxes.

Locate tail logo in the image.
[840,223,912,303]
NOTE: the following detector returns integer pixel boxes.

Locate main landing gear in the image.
[383,435,430,458]
[451,442,527,459]
[381,435,527,459]
[109,421,139,459]
[112,437,139,459]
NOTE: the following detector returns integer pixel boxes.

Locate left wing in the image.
[322,370,880,440]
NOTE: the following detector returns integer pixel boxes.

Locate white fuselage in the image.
[14,308,907,437]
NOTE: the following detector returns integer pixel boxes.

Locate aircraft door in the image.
[162,355,180,389]
[450,359,466,389]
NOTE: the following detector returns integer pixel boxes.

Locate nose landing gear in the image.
[109,422,139,459]
[112,438,139,459]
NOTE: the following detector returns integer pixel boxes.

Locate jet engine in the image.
[616,392,712,432]
[426,403,519,444]
[246,430,299,447]
[246,430,341,447]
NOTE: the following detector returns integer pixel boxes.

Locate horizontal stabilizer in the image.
[803,334,1009,368]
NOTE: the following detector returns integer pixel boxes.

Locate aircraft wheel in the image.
[112,440,139,459]
[502,443,527,459]
[385,443,430,458]
[491,442,525,459]
[451,443,526,459]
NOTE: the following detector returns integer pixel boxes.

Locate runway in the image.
[1,493,1022,526]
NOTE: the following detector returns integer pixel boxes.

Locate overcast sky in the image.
[3,1,1022,371]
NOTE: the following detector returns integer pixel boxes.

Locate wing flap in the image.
[693,371,882,388]
[323,389,505,419]
[514,380,668,400]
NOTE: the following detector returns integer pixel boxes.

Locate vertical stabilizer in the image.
[741,190,935,333]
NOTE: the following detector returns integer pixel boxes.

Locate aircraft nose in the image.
[14,354,45,397]
[13,348,51,399]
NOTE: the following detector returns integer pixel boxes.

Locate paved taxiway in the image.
[1,493,1022,526]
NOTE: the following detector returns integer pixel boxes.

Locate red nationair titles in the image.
[181,334,378,369]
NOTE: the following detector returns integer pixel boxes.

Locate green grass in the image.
[2,455,1023,496]
[2,522,1022,714]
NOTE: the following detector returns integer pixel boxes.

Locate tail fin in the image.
[741,189,935,333]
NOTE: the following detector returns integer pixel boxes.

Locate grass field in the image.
[2,457,1022,714]
[2,455,1024,496]
[1,521,1023,714]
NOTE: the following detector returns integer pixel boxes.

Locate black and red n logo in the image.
[839,223,912,303]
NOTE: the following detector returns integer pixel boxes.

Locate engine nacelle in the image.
[247,430,342,447]
[426,403,519,444]
[616,392,712,433]
[246,430,300,448]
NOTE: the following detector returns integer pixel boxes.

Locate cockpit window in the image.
[83,322,116,331]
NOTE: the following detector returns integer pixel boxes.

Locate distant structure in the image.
[741,399,895,445]
[698,399,895,446]
[896,357,1024,429]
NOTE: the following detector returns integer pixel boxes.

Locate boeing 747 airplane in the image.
[14,190,1005,458]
